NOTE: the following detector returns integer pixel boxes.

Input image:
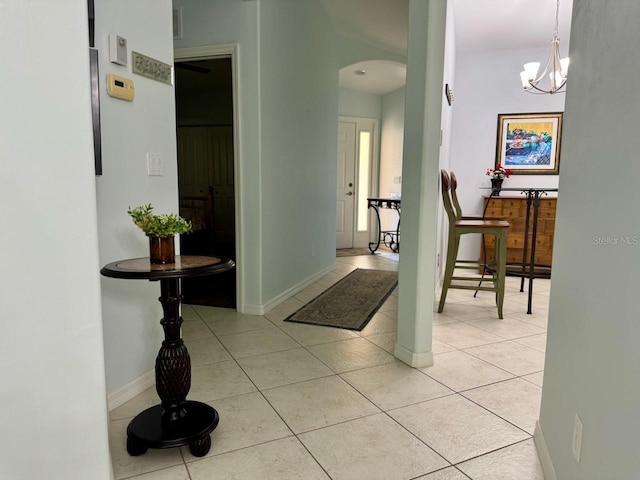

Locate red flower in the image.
[486,165,513,179]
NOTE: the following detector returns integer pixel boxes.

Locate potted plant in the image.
[127,204,192,264]
[486,165,513,196]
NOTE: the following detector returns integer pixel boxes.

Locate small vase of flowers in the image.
[486,165,513,196]
[127,204,192,264]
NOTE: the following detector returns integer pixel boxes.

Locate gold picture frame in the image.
[495,112,563,175]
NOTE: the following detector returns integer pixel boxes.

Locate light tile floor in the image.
[109,252,547,479]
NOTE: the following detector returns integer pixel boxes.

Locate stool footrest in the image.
[451,276,494,282]
[449,284,497,292]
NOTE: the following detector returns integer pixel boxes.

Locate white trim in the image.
[174,44,238,61]
[534,421,558,480]
[174,43,245,311]
[241,263,336,315]
[107,369,154,412]
[394,343,434,368]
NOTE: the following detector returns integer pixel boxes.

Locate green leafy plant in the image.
[127,204,192,238]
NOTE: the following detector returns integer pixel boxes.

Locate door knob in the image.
[346,192,353,196]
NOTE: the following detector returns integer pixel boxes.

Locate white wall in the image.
[0,1,111,478]
[435,0,457,283]
[538,1,640,477]
[450,47,566,259]
[95,0,180,394]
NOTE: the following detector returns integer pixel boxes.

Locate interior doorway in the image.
[336,117,379,249]
[174,57,236,308]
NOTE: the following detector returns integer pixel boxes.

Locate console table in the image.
[481,188,558,314]
[367,197,401,253]
[101,255,235,457]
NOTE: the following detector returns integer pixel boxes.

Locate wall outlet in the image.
[437,253,441,268]
[572,414,583,463]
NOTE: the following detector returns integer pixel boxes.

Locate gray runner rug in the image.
[285,268,398,331]
[335,248,374,257]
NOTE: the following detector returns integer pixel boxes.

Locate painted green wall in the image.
[539,1,640,477]
[174,0,262,308]
[1,0,111,476]
[96,0,181,393]
[175,0,339,308]
[339,87,383,118]
[259,0,339,300]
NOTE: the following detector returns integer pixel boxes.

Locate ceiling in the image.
[323,0,573,95]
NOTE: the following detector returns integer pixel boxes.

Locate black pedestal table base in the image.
[101,255,235,457]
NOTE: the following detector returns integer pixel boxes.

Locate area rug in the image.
[285,268,398,331]
[336,248,374,257]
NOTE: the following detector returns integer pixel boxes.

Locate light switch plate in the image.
[146,153,163,176]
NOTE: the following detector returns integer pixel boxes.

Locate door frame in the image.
[338,116,380,248]
[174,43,243,309]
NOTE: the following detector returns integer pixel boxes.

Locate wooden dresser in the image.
[481,195,557,267]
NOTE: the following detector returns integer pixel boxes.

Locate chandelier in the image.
[520,0,569,94]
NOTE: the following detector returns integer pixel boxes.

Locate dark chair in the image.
[438,170,510,319]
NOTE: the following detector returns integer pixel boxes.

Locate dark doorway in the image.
[175,57,236,308]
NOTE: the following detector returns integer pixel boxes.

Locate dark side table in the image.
[367,197,401,253]
[101,255,235,457]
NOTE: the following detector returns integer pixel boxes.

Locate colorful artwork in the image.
[495,113,563,174]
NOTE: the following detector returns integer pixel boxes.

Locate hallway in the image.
[109,252,546,479]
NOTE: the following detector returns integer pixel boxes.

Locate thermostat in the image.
[109,34,128,66]
[106,74,134,101]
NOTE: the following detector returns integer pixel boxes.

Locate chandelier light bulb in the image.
[524,62,540,81]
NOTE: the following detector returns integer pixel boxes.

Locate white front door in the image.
[336,118,378,249]
[336,122,356,248]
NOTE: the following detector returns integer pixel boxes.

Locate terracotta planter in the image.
[149,236,175,264]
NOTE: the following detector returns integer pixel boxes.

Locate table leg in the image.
[126,278,219,457]
[392,206,401,252]
[526,192,542,315]
[520,192,532,293]
[368,203,382,253]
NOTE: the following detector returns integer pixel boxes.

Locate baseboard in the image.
[534,421,557,480]
[394,343,434,368]
[240,263,336,315]
[240,304,264,315]
[107,369,155,412]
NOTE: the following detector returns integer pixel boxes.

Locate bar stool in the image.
[438,170,510,319]
[450,171,504,221]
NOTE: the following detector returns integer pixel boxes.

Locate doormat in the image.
[336,248,375,257]
[285,268,398,331]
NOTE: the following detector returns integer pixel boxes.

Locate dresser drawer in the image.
[481,195,557,270]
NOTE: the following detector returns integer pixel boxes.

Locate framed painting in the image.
[495,112,563,174]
